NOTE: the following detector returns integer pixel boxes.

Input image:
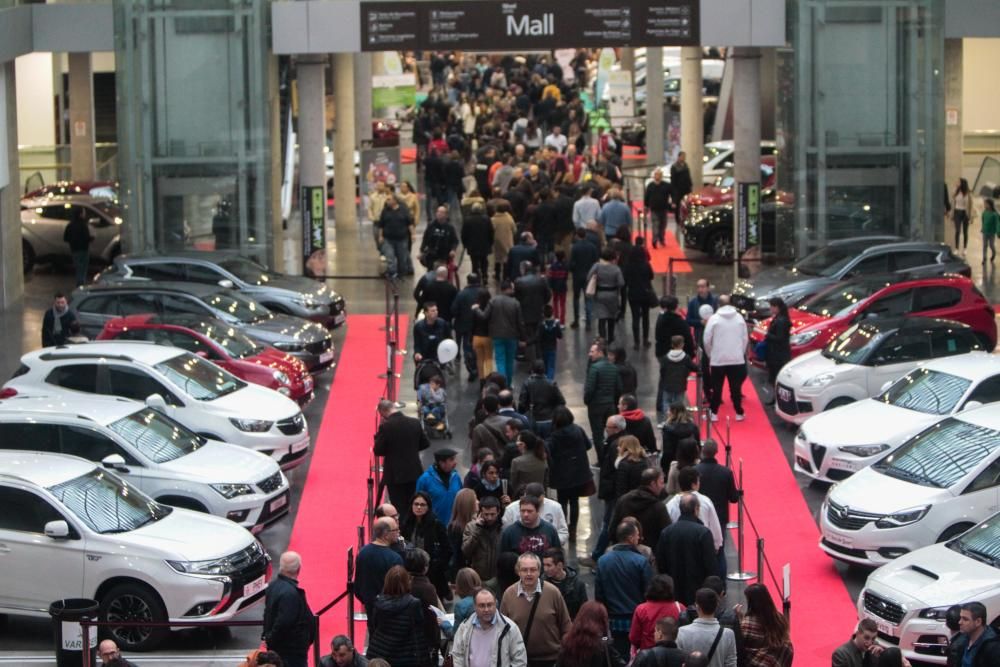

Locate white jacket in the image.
[702,305,748,367]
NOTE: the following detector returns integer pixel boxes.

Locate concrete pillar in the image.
[297,57,327,276]
[944,39,962,201]
[0,61,24,309]
[333,53,357,229]
[645,47,665,165]
[355,53,372,145]
[733,47,761,283]
[620,47,635,79]
[680,46,704,186]
[67,52,96,182]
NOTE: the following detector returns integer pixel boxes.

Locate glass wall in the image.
[115,0,272,262]
[776,0,945,259]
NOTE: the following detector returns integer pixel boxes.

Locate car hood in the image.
[868,542,1000,607]
[736,267,835,303]
[801,399,939,447]
[779,350,856,385]
[753,310,830,339]
[247,348,308,377]
[159,439,281,485]
[240,315,328,344]
[203,383,301,421]
[113,507,255,560]
[249,275,334,303]
[829,466,948,516]
[689,186,734,208]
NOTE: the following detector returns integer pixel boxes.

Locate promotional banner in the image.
[361,147,401,195]
[595,47,616,106]
[737,181,760,253]
[372,74,417,119]
[301,185,326,277]
[665,110,682,164]
[554,48,577,83]
[607,70,635,126]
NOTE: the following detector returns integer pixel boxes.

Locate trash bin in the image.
[49,598,100,667]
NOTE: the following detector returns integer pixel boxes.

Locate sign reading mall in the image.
[361,0,700,52]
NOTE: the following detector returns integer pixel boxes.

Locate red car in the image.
[750,275,997,360]
[682,156,777,222]
[97,315,315,405]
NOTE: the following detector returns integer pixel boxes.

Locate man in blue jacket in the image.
[595,521,654,658]
[415,447,463,523]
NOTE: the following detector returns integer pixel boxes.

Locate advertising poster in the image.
[608,70,635,127]
[361,147,401,195]
[595,47,616,104]
[372,73,417,119]
[737,181,760,253]
[301,185,326,277]
[665,110,682,165]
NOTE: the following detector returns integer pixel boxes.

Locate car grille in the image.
[276,413,305,435]
[256,471,284,494]
[827,500,881,531]
[864,591,905,625]
[810,442,827,471]
[776,384,798,415]
[822,539,868,560]
[227,541,268,575]
[305,338,332,355]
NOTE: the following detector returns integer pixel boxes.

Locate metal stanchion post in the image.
[727,460,755,581]
[667,257,676,297]
[756,537,765,585]
[347,546,358,643]
[312,615,322,667]
[81,619,92,667]
[366,477,375,540]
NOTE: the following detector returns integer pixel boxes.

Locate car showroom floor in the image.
[1,208,997,665]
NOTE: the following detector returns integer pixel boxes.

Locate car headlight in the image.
[229,418,273,433]
[875,505,931,529]
[919,606,951,621]
[211,483,255,498]
[790,330,821,346]
[804,372,836,387]
[167,556,240,575]
[272,370,291,386]
[293,297,323,309]
[273,341,305,352]
[838,444,890,457]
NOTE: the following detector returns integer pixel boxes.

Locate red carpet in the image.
[689,381,858,663]
[288,314,408,652]
[637,228,692,275]
[401,147,417,164]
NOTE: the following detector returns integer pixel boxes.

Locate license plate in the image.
[319,350,334,363]
[825,531,854,549]
[875,619,896,637]
[269,494,288,513]
[334,313,346,325]
[243,574,266,598]
[829,457,860,472]
[778,387,792,402]
[303,376,314,392]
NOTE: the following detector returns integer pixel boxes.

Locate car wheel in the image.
[706,230,733,262]
[22,240,35,274]
[975,333,996,352]
[156,496,208,513]
[100,582,168,651]
[937,523,974,543]
[824,397,855,411]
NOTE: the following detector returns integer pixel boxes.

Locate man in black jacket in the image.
[609,467,671,549]
[518,360,566,436]
[654,495,717,606]
[947,602,1000,667]
[64,208,93,286]
[377,195,414,277]
[263,552,315,667]
[655,296,694,358]
[418,267,459,324]
[374,399,430,513]
[581,414,627,568]
[412,302,452,364]
[644,169,673,249]
[507,232,542,280]
[41,292,78,347]
[694,440,738,530]
[514,261,551,363]
[669,152,693,223]
[461,202,494,279]
[568,227,599,329]
[320,635,368,667]
[421,205,458,268]
[632,616,685,667]
[453,273,483,380]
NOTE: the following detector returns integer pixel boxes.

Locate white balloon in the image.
[437,339,458,364]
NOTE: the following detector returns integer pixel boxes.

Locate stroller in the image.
[414,357,453,439]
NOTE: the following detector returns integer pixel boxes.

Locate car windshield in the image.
[878,369,971,415]
[154,352,246,401]
[191,321,261,359]
[218,258,276,286]
[821,324,882,364]
[109,408,203,464]
[794,245,867,277]
[872,418,999,489]
[800,283,880,318]
[48,468,170,534]
[948,513,1000,569]
[205,291,271,324]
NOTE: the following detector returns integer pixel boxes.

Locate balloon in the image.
[437,339,458,364]
[698,304,715,321]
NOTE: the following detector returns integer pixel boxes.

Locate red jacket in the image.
[630,599,686,650]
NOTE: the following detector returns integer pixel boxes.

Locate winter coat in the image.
[518,374,566,422]
[569,238,600,282]
[453,286,482,334]
[765,313,792,372]
[661,420,699,472]
[609,486,671,549]
[686,293,719,340]
[262,574,315,657]
[630,601,686,651]
[492,213,517,262]
[556,639,626,667]
[616,361,638,396]
[374,412,431,484]
[378,203,413,241]
[597,432,626,501]
[546,567,589,619]
[595,544,654,618]
[660,350,699,395]
[695,457,739,528]
[508,243,543,280]
[584,358,622,408]
[415,464,464,524]
[514,273,552,325]
[478,293,524,340]
[462,211,495,257]
[656,310,696,358]
[621,408,657,454]
[946,625,1000,667]
[509,453,548,495]
[546,424,593,491]
[400,513,451,588]
[614,454,651,498]
[703,306,748,367]
[367,594,432,667]
[421,220,459,263]
[587,261,625,320]
[450,611,528,667]
[462,517,503,582]
[654,516,718,606]
[623,253,655,306]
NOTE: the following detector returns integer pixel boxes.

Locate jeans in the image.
[458,330,476,375]
[710,363,747,415]
[954,210,969,249]
[556,487,581,536]
[985,233,997,263]
[470,254,490,280]
[542,349,557,380]
[71,249,90,286]
[532,419,553,439]
[552,291,567,323]
[572,277,592,324]
[591,499,615,559]
[650,208,668,245]
[383,238,412,276]
[493,337,518,384]
[659,390,687,419]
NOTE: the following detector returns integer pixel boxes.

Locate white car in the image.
[0,394,290,532]
[795,353,1000,483]
[0,451,271,651]
[5,341,311,469]
[819,405,1000,567]
[858,512,1000,664]
[646,140,778,187]
[775,317,982,425]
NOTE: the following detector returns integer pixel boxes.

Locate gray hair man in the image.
[450,588,527,667]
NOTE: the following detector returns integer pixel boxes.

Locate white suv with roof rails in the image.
[0,451,271,651]
[0,395,290,532]
[5,341,310,469]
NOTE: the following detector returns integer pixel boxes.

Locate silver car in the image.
[98,251,346,328]
[20,195,123,273]
[70,282,335,371]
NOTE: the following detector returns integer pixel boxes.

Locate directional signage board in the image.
[361,1,699,52]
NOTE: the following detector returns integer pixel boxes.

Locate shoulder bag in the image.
[705,626,725,664]
[521,589,543,647]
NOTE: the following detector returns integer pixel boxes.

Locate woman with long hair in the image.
[613,435,650,502]
[510,430,549,494]
[447,488,479,580]
[400,491,452,601]
[399,180,420,227]
[629,574,686,651]
[953,177,971,252]
[763,296,792,404]
[556,601,625,667]
[366,565,432,667]
[666,437,701,496]
[439,567,483,641]
[623,237,655,350]
[661,402,699,472]
[547,405,594,539]
[736,583,793,667]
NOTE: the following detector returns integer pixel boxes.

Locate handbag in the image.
[646,287,660,309]
[579,477,597,497]
[585,273,598,297]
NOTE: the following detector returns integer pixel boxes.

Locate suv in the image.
[5,341,311,469]
[70,282,334,371]
[774,317,983,425]
[732,238,970,320]
[859,511,1000,664]
[20,195,123,273]
[0,451,270,650]
[820,405,1000,567]
[98,251,346,328]
[0,394,290,532]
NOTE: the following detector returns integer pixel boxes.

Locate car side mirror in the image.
[880,380,893,394]
[963,400,984,412]
[217,279,234,289]
[146,393,168,412]
[44,520,70,539]
[101,453,129,473]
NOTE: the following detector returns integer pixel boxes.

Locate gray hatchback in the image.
[70,282,336,371]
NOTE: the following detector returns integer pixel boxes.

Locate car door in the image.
[843,252,889,279]
[35,204,74,255]
[44,363,100,395]
[182,263,230,286]
[962,376,1000,410]
[891,250,942,274]
[0,486,86,612]
[912,286,964,320]
[864,331,931,395]
[73,295,121,338]
[117,293,160,317]
[159,293,214,318]
[961,456,1000,524]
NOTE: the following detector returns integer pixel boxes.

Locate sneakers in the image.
[735,413,746,422]
[435,422,446,431]
[710,412,719,422]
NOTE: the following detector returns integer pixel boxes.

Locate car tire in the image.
[824,397,855,411]
[937,523,974,543]
[22,240,35,274]
[706,229,733,262]
[157,496,208,513]
[100,582,169,651]
[975,333,997,352]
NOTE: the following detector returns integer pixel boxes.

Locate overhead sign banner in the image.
[361,0,699,52]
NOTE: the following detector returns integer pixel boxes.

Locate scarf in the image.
[51,307,66,337]
[619,408,646,422]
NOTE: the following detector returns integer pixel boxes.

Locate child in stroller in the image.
[417,374,447,429]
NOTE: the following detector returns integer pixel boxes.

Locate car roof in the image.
[75,281,225,298]
[23,340,187,366]
[857,316,972,334]
[106,314,226,331]
[860,240,953,254]
[22,195,116,208]
[0,451,96,488]
[837,273,972,291]
[923,352,1000,382]
[0,394,142,425]
[118,250,243,264]
[953,403,1000,431]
